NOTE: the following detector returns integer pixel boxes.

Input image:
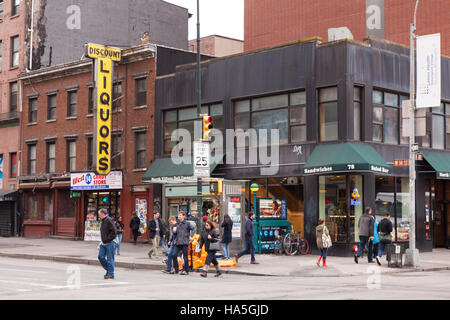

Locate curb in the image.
[1,252,449,277]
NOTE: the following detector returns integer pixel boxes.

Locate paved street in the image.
[1,257,450,300]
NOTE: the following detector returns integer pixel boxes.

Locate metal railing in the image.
[0,111,19,122]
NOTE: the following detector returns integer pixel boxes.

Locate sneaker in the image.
[180,270,189,275]
[376,256,381,266]
[104,274,114,280]
[161,270,171,274]
[354,254,359,264]
[250,261,259,264]
[214,271,222,277]
[200,271,207,278]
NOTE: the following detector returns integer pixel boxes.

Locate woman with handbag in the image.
[376,213,393,265]
[316,219,332,267]
[198,220,222,278]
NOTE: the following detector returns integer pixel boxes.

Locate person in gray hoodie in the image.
[354,206,375,264]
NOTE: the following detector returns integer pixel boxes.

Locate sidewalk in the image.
[0,237,449,277]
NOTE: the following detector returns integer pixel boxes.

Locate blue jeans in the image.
[237,238,255,262]
[222,242,230,258]
[377,242,387,257]
[165,244,176,272]
[160,237,169,254]
[320,248,328,259]
[115,233,122,254]
[172,245,189,273]
[356,236,373,261]
[98,242,115,276]
[204,251,219,270]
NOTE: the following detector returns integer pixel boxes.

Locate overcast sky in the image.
[164,0,244,40]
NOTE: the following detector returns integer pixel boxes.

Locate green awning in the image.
[303,143,390,175]
[142,154,223,184]
[422,151,450,179]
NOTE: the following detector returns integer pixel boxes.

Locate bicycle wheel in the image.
[273,239,283,255]
[283,233,294,255]
[297,237,310,255]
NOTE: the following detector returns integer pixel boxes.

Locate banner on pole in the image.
[416,33,441,109]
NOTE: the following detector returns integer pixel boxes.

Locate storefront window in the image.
[349,175,363,242]
[27,194,38,220]
[85,191,121,221]
[267,177,304,235]
[396,178,410,242]
[375,176,409,242]
[319,176,347,243]
[375,176,395,221]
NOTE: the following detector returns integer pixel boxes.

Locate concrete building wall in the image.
[189,35,243,57]
[244,0,450,56]
[27,0,189,69]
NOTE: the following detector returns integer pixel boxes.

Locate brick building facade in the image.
[244,0,450,56]
[18,44,156,241]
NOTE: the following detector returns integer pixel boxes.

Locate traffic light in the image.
[201,114,213,141]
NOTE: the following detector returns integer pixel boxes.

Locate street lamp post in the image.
[196,0,203,222]
[405,0,420,267]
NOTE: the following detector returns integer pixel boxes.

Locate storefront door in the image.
[433,181,446,247]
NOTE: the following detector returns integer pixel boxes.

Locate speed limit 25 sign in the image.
[193,141,210,178]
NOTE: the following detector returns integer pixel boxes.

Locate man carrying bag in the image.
[375,213,393,265]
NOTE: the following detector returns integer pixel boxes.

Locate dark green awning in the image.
[142,154,223,184]
[303,143,390,175]
[422,151,450,179]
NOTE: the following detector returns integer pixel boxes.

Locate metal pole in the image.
[196,0,203,225]
[405,0,420,267]
[29,0,35,70]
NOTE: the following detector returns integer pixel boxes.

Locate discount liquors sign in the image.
[86,44,122,175]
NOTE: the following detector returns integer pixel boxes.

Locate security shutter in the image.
[0,202,12,237]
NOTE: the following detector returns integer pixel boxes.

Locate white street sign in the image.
[193,141,210,178]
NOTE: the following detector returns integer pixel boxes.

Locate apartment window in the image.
[47,94,57,120]
[319,87,338,141]
[10,36,19,68]
[135,78,147,107]
[353,87,361,141]
[67,91,77,117]
[66,140,76,172]
[10,153,17,178]
[28,144,37,175]
[47,142,56,173]
[87,137,93,170]
[424,104,445,150]
[163,103,224,154]
[88,87,94,115]
[289,91,307,143]
[111,135,122,169]
[11,0,20,16]
[112,82,122,111]
[372,90,400,144]
[28,97,38,123]
[10,82,18,112]
[399,95,409,145]
[135,131,147,169]
[0,1,3,20]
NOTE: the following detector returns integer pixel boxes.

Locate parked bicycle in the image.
[283,227,310,255]
[273,229,287,255]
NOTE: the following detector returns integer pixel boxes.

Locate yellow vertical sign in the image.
[96,58,112,175]
[87,43,121,176]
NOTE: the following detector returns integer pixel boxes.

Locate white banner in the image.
[71,171,122,190]
[416,33,441,108]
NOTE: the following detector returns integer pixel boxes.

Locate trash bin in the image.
[387,244,404,268]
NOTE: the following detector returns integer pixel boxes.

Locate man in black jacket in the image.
[172,211,194,275]
[375,213,394,265]
[129,212,141,245]
[98,209,117,280]
[235,212,259,264]
[148,211,165,259]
